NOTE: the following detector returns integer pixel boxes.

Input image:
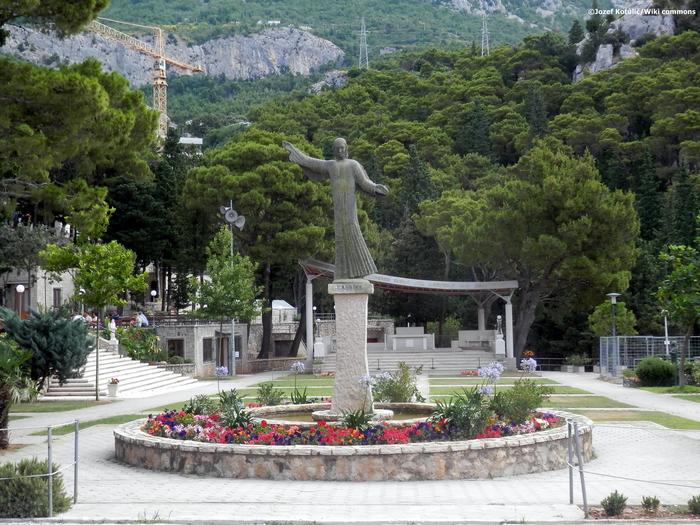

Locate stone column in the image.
[328,278,374,414]
[505,300,514,359]
[304,277,314,371]
[477,306,486,331]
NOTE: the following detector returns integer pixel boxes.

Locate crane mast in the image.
[87,17,204,139]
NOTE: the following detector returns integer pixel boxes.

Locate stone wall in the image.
[114,411,593,481]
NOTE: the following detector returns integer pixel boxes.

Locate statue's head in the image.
[333,138,348,160]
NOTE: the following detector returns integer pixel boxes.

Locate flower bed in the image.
[141,406,561,446]
[114,409,592,481]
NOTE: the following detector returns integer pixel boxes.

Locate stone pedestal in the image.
[328,279,374,414]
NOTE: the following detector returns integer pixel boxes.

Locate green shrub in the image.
[290,386,309,404]
[601,490,627,517]
[218,389,243,411]
[685,362,700,386]
[167,355,186,365]
[117,327,166,362]
[372,362,425,402]
[641,495,660,513]
[621,368,637,379]
[431,388,492,439]
[490,380,553,424]
[342,408,372,430]
[0,458,71,517]
[635,357,677,387]
[257,382,285,406]
[182,394,217,415]
[688,494,700,515]
[218,390,252,428]
[565,354,591,366]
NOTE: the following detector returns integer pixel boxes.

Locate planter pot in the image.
[108,383,119,397]
[593,366,600,374]
[574,366,586,374]
[564,365,575,373]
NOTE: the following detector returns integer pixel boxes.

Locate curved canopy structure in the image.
[300,259,518,297]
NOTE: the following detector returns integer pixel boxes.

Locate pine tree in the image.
[456,101,491,157]
[568,20,584,45]
[586,0,603,34]
[0,308,90,390]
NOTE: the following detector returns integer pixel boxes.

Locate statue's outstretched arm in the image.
[283,141,330,180]
[354,161,389,196]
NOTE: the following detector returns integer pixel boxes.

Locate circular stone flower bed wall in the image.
[114,410,593,481]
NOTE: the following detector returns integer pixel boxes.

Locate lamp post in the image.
[607,292,621,370]
[219,201,246,376]
[150,289,157,303]
[662,309,670,357]
[15,284,25,317]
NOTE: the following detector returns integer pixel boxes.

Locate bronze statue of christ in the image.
[283,138,388,279]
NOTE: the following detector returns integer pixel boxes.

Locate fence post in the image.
[47,426,53,518]
[567,419,573,504]
[74,419,79,503]
[573,421,588,518]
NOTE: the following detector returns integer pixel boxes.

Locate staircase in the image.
[45,345,198,398]
[315,348,500,376]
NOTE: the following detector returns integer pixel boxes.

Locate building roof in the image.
[272,300,295,310]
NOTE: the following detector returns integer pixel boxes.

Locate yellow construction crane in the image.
[87,17,205,139]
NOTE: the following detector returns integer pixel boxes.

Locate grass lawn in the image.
[673,394,700,403]
[11,400,111,413]
[31,414,145,436]
[265,378,335,387]
[640,385,700,394]
[9,415,29,421]
[429,386,589,395]
[428,377,557,385]
[570,409,700,430]
[543,396,633,409]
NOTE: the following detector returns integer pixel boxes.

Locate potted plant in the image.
[108,377,119,397]
[564,354,591,373]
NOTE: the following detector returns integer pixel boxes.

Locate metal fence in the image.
[0,420,80,517]
[600,336,700,377]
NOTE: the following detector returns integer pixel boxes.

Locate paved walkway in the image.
[2,372,700,524]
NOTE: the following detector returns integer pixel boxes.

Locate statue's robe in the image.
[293,153,379,279]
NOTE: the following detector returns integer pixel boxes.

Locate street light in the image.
[15,284,25,317]
[150,289,157,301]
[219,200,246,377]
[607,292,621,371]
[606,292,621,336]
[662,309,670,357]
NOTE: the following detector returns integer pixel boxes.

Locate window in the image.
[167,339,184,358]
[52,288,62,309]
[203,338,213,362]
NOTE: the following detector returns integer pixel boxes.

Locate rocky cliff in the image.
[573,1,675,81]
[2,25,344,86]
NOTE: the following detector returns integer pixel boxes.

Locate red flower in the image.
[261,420,268,428]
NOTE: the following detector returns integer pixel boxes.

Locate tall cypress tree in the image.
[524,83,547,138]
[670,167,699,246]
[635,149,662,241]
[568,20,584,45]
[398,145,435,216]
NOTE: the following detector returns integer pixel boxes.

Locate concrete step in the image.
[45,347,198,399]
[315,349,499,375]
